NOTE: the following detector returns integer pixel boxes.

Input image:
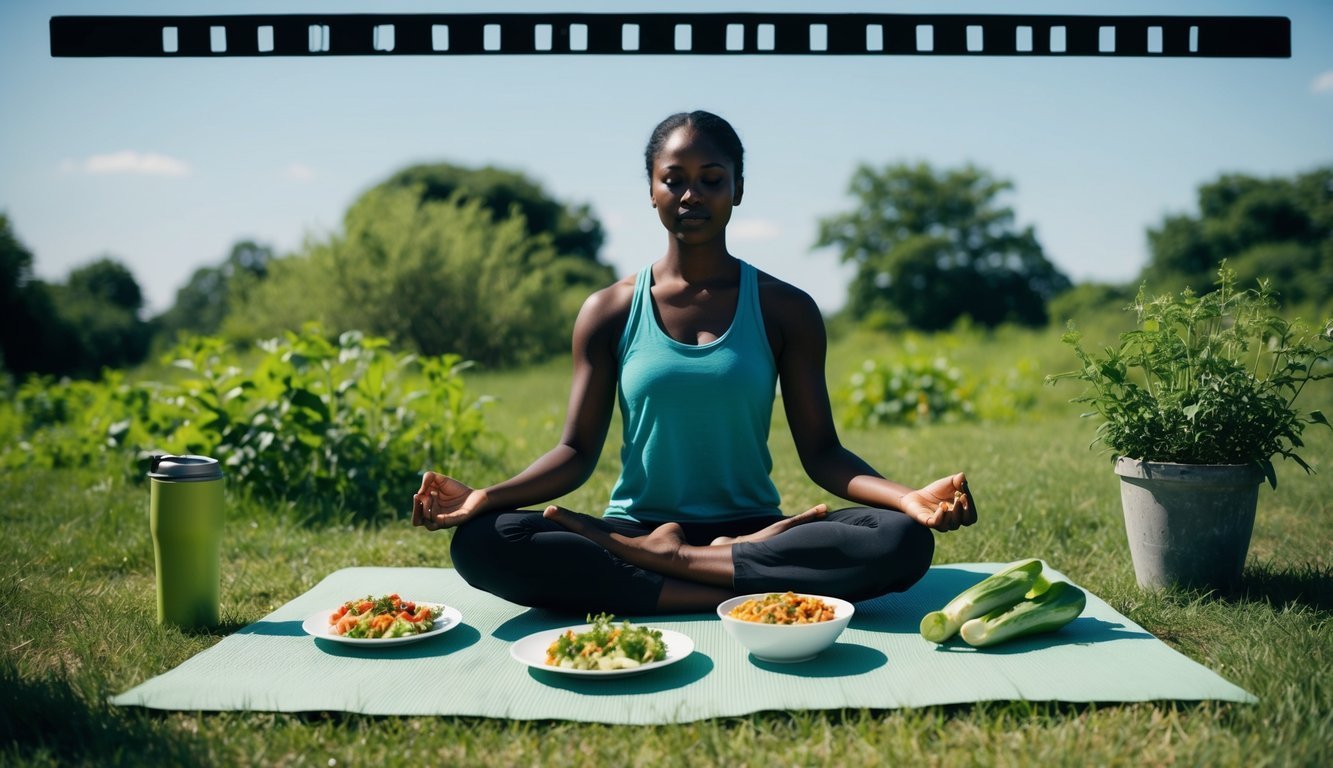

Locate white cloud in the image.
[728,218,782,242]
[68,150,191,177]
[282,163,316,182]
[1312,70,1333,94]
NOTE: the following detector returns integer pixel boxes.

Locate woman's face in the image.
[649,125,743,246]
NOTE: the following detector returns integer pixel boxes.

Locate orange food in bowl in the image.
[726,591,837,624]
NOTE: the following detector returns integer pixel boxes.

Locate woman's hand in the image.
[900,472,977,532]
[411,472,488,531]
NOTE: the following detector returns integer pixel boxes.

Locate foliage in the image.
[0,211,28,304]
[155,239,273,343]
[379,161,610,266]
[64,257,144,310]
[0,280,82,378]
[0,327,495,522]
[0,372,136,472]
[1143,166,1332,315]
[0,211,49,374]
[227,187,571,367]
[1046,282,1135,327]
[33,260,152,378]
[48,257,153,375]
[1,215,154,378]
[1048,263,1333,487]
[815,162,1071,330]
[841,355,974,427]
[156,162,614,369]
[836,335,1041,428]
[156,328,494,520]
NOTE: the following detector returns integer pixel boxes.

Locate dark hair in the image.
[644,110,744,184]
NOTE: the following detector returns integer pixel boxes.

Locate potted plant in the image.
[1048,262,1332,592]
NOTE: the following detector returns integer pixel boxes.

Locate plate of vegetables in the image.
[303,593,462,646]
[510,613,693,677]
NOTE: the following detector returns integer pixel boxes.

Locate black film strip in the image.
[49,13,1290,58]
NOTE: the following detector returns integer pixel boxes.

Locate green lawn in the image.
[3,323,1330,766]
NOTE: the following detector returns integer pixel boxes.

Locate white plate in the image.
[302,602,462,647]
[510,624,694,678]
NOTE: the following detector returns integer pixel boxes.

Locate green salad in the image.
[545,613,668,671]
[328,594,440,639]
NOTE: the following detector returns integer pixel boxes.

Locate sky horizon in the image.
[3,0,1331,316]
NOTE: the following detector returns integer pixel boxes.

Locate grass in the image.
[3,321,1331,767]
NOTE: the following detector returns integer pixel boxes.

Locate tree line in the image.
[3,161,1328,381]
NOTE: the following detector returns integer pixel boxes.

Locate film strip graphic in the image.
[50,13,1289,58]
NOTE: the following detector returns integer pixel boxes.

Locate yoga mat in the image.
[111,564,1255,722]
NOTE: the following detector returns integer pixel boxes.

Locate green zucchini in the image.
[919,558,1045,643]
[958,579,1086,648]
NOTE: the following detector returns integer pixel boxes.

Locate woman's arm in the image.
[764,279,975,531]
[483,282,626,508]
[413,279,630,530]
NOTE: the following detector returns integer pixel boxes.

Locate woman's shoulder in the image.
[752,267,825,360]
[580,272,638,320]
[754,268,820,319]
[572,272,639,349]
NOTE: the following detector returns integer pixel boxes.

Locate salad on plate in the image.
[327,593,441,639]
[545,613,668,671]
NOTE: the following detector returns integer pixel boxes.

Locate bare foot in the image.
[710,504,829,545]
[541,505,682,556]
[543,506,735,587]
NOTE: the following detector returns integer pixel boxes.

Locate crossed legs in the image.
[450,506,933,614]
[540,503,829,588]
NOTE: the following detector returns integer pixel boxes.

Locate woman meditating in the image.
[411,110,977,615]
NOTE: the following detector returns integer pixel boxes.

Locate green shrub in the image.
[840,354,974,427]
[1048,263,1332,487]
[836,333,1044,429]
[0,327,496,522]
[226,187,572,368]
[1047,282,1135,327]
[1,373,136,470]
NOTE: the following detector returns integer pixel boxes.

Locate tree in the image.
[65,257,143,312]
[157,239,273,341]
[815,162,1070,330]
[0,221,152,378]
[1142,167,1332,313]
[0,213,71,377]
[55,256,152,375]
[1,213,36,374]
[0,212,31,314]
[379,162,610,268]
[228,186,568,367]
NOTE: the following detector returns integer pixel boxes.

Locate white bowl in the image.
[717,593,855,663]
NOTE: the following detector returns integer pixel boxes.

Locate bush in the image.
[0,328,497,522]
[840,355,974,428]
[1048,263,1332,487]
[227,187,573,368]
[1047,283,1134,327]
[0,372,138,471]
[836,332,1043,429]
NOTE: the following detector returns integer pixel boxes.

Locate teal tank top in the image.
[604,260,782,523]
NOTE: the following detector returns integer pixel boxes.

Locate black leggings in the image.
[449,507,934,615]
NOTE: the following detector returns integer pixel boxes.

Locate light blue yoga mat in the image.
[111,564,1255,722]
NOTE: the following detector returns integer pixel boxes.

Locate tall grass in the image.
[3,321,1330,766]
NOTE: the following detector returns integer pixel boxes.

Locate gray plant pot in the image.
[1114,457,1264,592]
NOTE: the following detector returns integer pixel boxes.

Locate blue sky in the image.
[2,0,1331,315]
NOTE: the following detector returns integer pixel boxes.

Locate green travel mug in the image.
[149,454,225,629]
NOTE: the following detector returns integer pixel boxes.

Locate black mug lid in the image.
[149,454,223,481]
